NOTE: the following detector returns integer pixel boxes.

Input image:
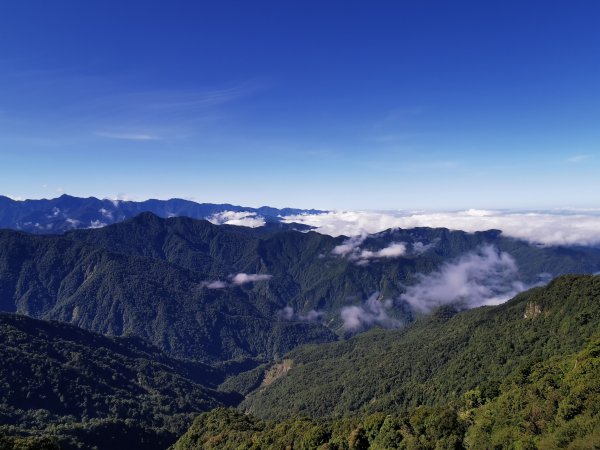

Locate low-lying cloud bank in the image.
[230,273,273,285]
[208,210,266,228]
[399,245,539,312]
[339,245,548,330]
[332,236,410,264]
[201,273,272,289]
[283,209,600,246]
[279,306,324,322]
[340,293,400,332]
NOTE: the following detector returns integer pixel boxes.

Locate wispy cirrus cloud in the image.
[94,131,161,141]
[122,84,261,111]
[567,154,592,163]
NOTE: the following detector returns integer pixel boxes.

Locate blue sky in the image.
[1,1,599,209]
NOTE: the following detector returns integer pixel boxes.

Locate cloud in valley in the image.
[200,273,272,289]
[207,210,266,228]
[340,293,400,331]
[201,280,228,289]
[230,273,273,285]
[399,245,531,313]
[88,220,107,229]
[283,209,600,247]
[279,306,324,322]
[331,234,367,257]
[332,236,408,264]
[412,241,435,254]
[359,242,407,260]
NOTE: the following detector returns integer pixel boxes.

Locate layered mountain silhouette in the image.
[0,194,322,234]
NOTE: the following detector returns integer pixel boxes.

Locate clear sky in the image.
[1,1,599,210]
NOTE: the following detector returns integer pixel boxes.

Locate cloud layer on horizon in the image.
[283,209,600,246]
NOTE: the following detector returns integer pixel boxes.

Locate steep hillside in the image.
[241,275,600,420]
[173,338,600,449]
[0,226,336,363]
[0,313,239,449]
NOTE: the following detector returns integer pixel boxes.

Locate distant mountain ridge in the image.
[0,194,324,234]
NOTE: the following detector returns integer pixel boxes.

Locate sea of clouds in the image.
[282,209,600,246]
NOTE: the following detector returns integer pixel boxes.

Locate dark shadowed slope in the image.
[0,313,240,450]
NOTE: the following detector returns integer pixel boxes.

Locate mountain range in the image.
[0,194,323,234]
[2,212,600,365]
[1,206,600,448]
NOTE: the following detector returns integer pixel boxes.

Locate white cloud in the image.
[332,234,366,257]
[99,208,113,219]
[201,280,228,289]
[88,220,107,229]
[230,273,273,285]
[207,210,266,228]
[279,306,324,322]
[200,274,272,289]
[360,242,407,259]
[340,293,400,332]
[399,245,533,313]
[332,235,408,264]
[95,131,161,141]
[412,241,435,254]
[283,210,600,246]
[65,218,80,228]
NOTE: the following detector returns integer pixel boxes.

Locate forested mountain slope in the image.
[241,275,600,421]
[0,313,239,450]
[2,276,600,449]
[173,336,600,449]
